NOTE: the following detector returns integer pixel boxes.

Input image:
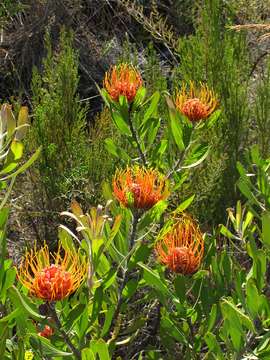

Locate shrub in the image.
[29,28,91,212]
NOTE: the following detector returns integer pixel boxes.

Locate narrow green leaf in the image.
[262,211,270,247]
[30,334,73,357]
[0,322,8,358]
[174,195,195,213]
[9,285,45,321]
[206,109,221,128]
[1,146,41,181]
[82,348,96,360]
[104,138,130,161]
[90,339,110,360]
[0,307,21,323]
[64,303,86,330]
[221,298,255,332]
[143,91,160,123]
[111,111,131,136]
[204,332,224,359]
[206,304,217,332]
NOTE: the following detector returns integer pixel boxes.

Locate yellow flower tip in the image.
[103,63,143,103]
[25,350,34,360]
[18,243,87,301]
[174,81,218,122]
[155,214,204,275]
[113,166,169,210]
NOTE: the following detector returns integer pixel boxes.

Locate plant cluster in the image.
[1,0,270,359]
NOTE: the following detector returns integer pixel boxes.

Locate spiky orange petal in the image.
[104,63,143,103]
[18,244,87,301]
[175,82,218,122]
[113,166,169,210]
[155,214,204,274]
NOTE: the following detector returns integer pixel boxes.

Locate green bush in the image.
[174,0,251,224]
[30,29,91,210]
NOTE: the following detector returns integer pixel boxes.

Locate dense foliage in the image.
[1,0,270,359]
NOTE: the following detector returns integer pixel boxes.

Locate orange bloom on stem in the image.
[38,325,54,338]
[155,214,204,274]
[175,82,218,122]
[104,63,143,103]
[113,166,169,210]
[18,244,87,301]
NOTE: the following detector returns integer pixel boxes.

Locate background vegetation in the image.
[1,0,270,359]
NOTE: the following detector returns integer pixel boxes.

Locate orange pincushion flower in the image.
[175,82,218,122]
[18,244,87,301]
[38,325,54,338]
[104,63,143,103]
[113,166,169,210]
[155,214,204,274]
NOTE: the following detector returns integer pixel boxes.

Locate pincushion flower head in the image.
[38,325,54,338]
[18,243,87,301]
[113,166,169,210]
[175,81,218,123]
[104,63,143,103]
[155,214,204,275]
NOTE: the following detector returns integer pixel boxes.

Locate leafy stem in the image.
[109,211,140,336]
[127,109,147,166]
[47,302,81,360]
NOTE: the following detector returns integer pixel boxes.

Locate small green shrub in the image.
[30,28,91,211]
[174,0,251,224]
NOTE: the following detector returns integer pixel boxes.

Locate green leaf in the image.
[182,144,209,169]
[104,138,130,161]
[206,109,221,128]
[101,305,116,337]
[174,195,195,213]
[64,303,87,330]
[0,141,24,175]
[138,262,172,300]
[30,335,73,357]
[8,285,45,321]
[82,348,96,360]
[246,279,261,318]
[129,244,151,270]
[0,307,21,323]
[111,111,131,136]
[132,87,147,110]
[206,304,217,332]
[143,91,160,123]
[161,315,187,344]
[262,211,270,247]
[170,116,185,151]
[90,339,110,360]
[0,322,8,358]
[90,286,103,324]
[219,225,235,239]
[221,298,255,332]
[204,332,224,359]
[1,266,16,302]
[1,146,41,181]
[174,275,186,302]
[123,278,138,299]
